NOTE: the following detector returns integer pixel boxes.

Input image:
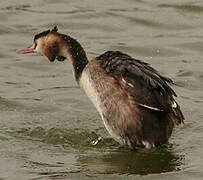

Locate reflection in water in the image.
[13,127,184,176]
[78,147,184,175]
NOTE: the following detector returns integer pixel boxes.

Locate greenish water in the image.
[0,0,203,179]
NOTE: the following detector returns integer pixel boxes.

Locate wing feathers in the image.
[97,51,184,124]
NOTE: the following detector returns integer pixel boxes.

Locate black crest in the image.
[51,26,58,32]
[33,26,58,42]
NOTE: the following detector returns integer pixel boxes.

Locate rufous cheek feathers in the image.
[44,42,59,62]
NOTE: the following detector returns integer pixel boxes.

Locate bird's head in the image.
[17,26,66,62]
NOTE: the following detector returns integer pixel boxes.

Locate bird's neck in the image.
[62,36,88,82]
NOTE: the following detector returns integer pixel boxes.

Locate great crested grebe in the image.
[18,26,184,149]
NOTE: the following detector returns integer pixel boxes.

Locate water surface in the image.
[0,0,203,179]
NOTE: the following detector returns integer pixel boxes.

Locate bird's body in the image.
[18,27,184,149]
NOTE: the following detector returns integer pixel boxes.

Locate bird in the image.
[17,26,184,149]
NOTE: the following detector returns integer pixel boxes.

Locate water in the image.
[0,0,203,179]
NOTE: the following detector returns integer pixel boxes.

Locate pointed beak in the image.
[17,44,35,54]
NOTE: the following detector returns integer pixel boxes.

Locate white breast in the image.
[79,70,123,143]
[79,71,102,115]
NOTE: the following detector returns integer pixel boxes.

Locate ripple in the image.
[0,24,18,34]
[111,45,181,57]
[127,16,162,28]
[177,41,203,54]
[177,71,193,77]
[1,4,31,11]
[159,4,203,13]
[15,127,120,149]
[0,97,24,111]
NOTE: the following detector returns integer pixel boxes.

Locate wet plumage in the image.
[18,27,184,149]
[96,51,184,125]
